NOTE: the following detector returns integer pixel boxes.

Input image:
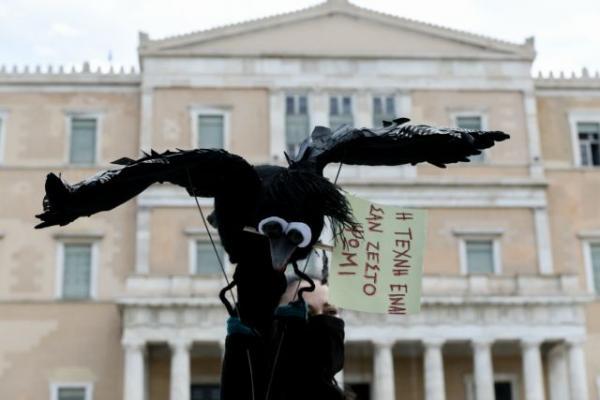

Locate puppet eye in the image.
[285,222,312,248]
[258,216,288,238]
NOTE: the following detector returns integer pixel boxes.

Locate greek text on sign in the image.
[329,194,426,315]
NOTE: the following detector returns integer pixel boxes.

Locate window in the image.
[372,95,396,127]
[197,115,224,149]
[465,240,495,274]
[193,240,226,275]
[191,107,229,150]
[51,383,92,400]
[285,94,310,156]
[69,117,98,165]
[59,243,96,299]
[454,114,485,162]
[191,384,220,400]
[329,95,354,129]
[577,122,600,166]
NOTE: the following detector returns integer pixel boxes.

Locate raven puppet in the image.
[35,118,508,398]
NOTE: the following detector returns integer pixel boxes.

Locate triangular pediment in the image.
[140,0,534,60]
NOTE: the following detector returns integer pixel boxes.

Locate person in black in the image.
[220,270,346,400]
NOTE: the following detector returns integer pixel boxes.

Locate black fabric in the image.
[220,312,345,400]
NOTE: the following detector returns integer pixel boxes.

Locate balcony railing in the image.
[123,273,585,300]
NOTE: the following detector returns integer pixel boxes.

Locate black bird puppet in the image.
[35,118,508,400]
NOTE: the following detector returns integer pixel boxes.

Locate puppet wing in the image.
[35,149,259,229]
[289,118,509,174]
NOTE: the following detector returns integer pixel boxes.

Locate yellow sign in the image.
[330,194,426,314]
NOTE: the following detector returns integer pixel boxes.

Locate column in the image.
[521,339,546,400]
[423,339,446,400]
[309,90,329,128]
[533,207,554,274]
[355,91,372,128]
[547,344,570,400]
[566,338,589,400]
[135,206,150,274]
[169,338,192,400]
[372,339,395,400]
[269,89,285,161]
[139,87,154,153]
[123,340,146,400]
[522,90,544,178]
[472,339,495,400]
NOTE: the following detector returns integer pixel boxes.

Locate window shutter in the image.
[196,241,224,275]
[466,240,495,274]
[198,115,224,149]
[58,387,86,400]
[62,244,92,299]
[591,243,600,293]
[70,118,97,164]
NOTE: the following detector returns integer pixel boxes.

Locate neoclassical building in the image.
[1,1,599,399]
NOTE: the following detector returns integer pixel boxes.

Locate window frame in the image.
[55,239,100,300]
[0,110,7,164]
[581,234,600,295]
[455,230,503,275]
[190,107,231,150]
[372,94,397,127]
[284,93,311,156]
[328,94,355,129]
[451,111,488,163]
[50,382,93,400]
[568,110,600,167]
[65,112,103,166]
[186,232,229,276]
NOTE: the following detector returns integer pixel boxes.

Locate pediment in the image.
[140,1,533,60]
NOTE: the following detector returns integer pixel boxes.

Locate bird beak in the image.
[269,237,297,272]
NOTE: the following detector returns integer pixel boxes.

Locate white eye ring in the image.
[286,222,312,248]
[258,216,289,235]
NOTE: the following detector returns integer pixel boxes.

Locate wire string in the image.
[185,169,255,400]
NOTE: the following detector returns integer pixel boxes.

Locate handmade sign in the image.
[330,194,426,315]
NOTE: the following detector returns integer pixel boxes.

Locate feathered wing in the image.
[289,118,510,174]
[35,149,259,229]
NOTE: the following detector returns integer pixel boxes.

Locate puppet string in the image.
[265,161,345,400]
[185,169,256,400]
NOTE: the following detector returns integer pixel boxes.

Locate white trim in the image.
[465,373,519,400]
[50,382,93,400]
[65,111,103,166]
[457,234,502,275]
[582,238,600,295]
[567,110,600,167]
[55,240,100,300]
[138,182,547,209]
[0,110,7,164]
[135,207,151,274]
[189,106,231,150]
[269,89,286,161]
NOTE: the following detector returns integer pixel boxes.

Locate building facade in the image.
[1,1,600,399]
